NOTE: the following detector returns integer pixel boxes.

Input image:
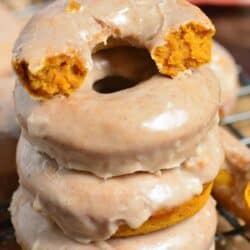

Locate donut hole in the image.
[93,46,158,94]
[94,76,137,94]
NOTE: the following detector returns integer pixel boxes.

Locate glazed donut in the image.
[15,46,220,178]
[0,3,22,76]
[17,130,222,242]
[13,0,215,98]
[210,41,239,117]
[0,77,20,202]
[10,188,217,250]
[11,1,222,248]
[213,127,250,223]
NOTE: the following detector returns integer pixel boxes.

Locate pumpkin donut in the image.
[213,127,250,223]
[17,125,222,242]
[10,188,217,250]
[13,0,215,98]
[15,46,220,178]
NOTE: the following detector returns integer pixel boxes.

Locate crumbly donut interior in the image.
[152,22,215,77]
[14,54,86,98]
[114,182,213,238]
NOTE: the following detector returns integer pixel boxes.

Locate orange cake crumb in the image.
[14,54,86,98]
[152,22,215,77]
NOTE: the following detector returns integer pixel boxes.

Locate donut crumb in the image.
[14,54,86,98]
[152,22,215,77]
[66,0,81,12]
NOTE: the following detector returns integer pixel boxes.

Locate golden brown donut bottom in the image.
[114,182,213,237]
[11,188,217,250]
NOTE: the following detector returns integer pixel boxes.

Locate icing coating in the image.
[209,42,239,116]
[15,52,220,177]
[17,130,222,242]
[11,188,217,250]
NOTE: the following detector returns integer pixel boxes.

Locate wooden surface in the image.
[0,5,249,250]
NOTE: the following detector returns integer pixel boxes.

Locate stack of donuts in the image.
[9,0,247,249]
